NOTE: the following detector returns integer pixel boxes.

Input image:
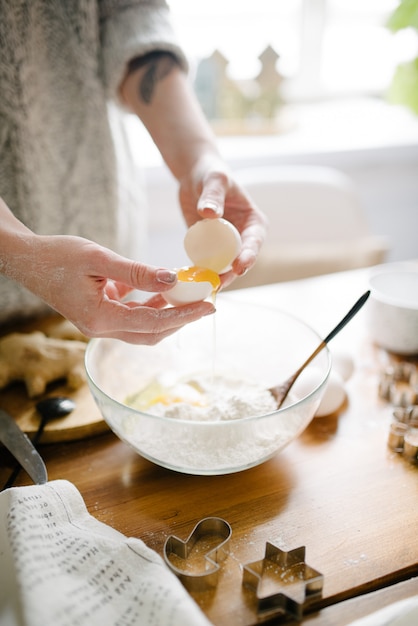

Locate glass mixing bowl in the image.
[85,297,331,475]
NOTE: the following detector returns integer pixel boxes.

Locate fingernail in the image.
[197,200,221,215]
[157,269,177,284]
[237,250,256,275]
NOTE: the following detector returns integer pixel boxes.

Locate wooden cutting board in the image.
[0,315,109,443]
[0,381,109,443]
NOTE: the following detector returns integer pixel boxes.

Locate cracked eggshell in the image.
[162,279,213,306]
[184,218,241,274]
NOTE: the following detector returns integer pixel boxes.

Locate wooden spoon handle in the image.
[272,290,371,408]
[295,290,370,378]
[323,290,370,344]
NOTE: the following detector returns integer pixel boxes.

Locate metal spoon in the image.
[269,291,370,409]
[3,396,75,488]
[32,396,76,446]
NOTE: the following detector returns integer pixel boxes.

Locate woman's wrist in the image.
[0,198,38,282]
[121,59,222,181]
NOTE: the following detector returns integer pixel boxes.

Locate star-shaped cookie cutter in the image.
[163,517,232,592]
[243,542,323,621]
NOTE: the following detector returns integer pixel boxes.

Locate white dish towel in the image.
[348,596,418,626]
[0,480,212,626]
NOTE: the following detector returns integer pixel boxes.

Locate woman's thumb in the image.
[102,251,177,293]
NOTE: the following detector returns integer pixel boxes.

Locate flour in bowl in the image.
[120,373,311,474]
[125,374,277,421]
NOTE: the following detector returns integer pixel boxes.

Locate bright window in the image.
[168,0,417,102]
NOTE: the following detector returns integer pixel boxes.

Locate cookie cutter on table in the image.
[388,405,418,462]
[378,362,418,407]
[163,517,232,591]
[243,542,324,621]
[379,362,418,463]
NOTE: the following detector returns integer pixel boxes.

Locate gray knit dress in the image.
[0,0,186,325]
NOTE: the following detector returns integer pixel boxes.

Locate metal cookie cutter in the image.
[243,543,323,621]
[388,405,418,463]
[379,362,418,464]
[378,362,418,407]
[163,517,232,591]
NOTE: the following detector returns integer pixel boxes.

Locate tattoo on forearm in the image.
[127,51,181,104]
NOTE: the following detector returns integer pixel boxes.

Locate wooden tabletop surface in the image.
[1,266,417,625]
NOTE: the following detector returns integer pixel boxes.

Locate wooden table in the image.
[1,267,417,625]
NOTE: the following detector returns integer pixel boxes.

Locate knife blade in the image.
[0,409,48,487]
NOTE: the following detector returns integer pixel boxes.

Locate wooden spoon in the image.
[269,291,370,408]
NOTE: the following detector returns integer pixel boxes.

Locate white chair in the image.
[229,165,389,289]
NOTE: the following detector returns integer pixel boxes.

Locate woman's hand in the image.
[31,236,215,343]
[178,155,267,287]
[0,198,214,344]
[121,62,267,290]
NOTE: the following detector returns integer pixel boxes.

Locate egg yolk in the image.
[177,266,221,292]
